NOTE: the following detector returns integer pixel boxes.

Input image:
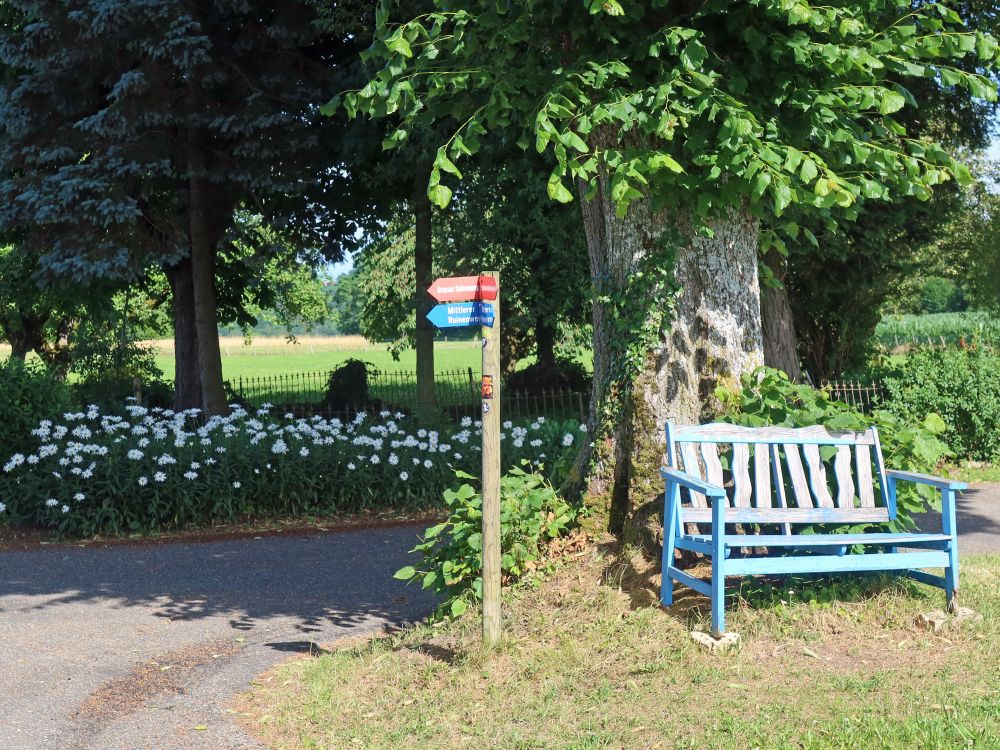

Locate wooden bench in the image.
[660,422,967,636]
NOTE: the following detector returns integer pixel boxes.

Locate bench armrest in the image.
[660,468,727,498]
[886,470,967,491]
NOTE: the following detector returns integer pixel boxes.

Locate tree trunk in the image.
[760,250,803,382]
[8,335,30,362]
[167,257,203,411]
[576,173,764,545]
[34,316,75,379]
[188,123,228,415]
[5,319,37,362]
[413,165,438,418]
[535,319,558,371]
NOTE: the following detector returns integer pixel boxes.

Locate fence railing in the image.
[820,379,887,413]
[228,368,590,423]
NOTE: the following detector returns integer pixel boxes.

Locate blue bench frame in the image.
[659,422,967,636]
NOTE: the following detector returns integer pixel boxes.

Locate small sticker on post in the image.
[481,375,494,399]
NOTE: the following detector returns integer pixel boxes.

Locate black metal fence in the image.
[821,379,887,413]
[228,368,590,423]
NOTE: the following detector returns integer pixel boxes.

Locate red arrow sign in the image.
[427,275,498,302]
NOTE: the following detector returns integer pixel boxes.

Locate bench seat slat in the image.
[679,443,706,508]
[752,443,771,509]
[856,444,876,507]
[702,442,724,493]
[834,445,854,508]
[725,550,949,577]
[732,443,751,507]
[783,444,812,508]
[683,532,951,548]
[681,507,889,524]
[803,444,835,507]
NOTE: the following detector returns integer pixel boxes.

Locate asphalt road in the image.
[0,526,434,750]
[913,482,1000,554]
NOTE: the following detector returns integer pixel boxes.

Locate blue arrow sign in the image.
[427,301,495,328]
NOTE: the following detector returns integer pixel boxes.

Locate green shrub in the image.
[719,367,951,531]
[0,359,71,460]
[875,348,1000,461]
[394,465,580,618]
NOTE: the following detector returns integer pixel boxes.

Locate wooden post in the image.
[481,270,502,647]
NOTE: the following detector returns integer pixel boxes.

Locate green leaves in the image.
[547,174,574,203]
[344,0,998,233]
[385,32,413,59]
[878,90,906,115]
[393,466,580,621]
[393,566,416,580]
[427,168,453,208]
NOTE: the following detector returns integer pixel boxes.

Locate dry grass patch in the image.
[235,547,1000,750]
[78,638,242,722]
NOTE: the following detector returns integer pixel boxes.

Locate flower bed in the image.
[0,403,583,537]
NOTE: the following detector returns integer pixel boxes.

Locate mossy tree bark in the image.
[576,172,764,546]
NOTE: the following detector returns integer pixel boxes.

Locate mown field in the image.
[148,336,483,380]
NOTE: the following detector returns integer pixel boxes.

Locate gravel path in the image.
[0,526,434,750]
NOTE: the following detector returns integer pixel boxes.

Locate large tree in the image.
[343,2,996,533]
[0,1,366,412]
[763,1,1000,381]
[0,245,114,373]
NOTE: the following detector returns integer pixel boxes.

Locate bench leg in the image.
[711,500,725,637]
[942,488,959,614]
[660,484,680,607]
[711,561,725,636]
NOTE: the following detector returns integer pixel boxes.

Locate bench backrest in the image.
[665,422,892,526]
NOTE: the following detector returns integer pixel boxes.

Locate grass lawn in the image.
[945,462,1000,484]
[236,547,999,749]
[147,336,485,381]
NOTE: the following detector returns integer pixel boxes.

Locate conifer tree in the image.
[0,1,365,411]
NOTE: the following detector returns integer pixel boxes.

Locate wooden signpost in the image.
[426,271,502,647]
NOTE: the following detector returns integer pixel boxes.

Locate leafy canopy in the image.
[338,1,998,234]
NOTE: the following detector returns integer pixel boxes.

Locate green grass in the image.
[152,339,484,381]
[876,312,1000,350]
[236,549,1000,750]
[944,463,1000,484]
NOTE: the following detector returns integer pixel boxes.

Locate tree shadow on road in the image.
[0,526,436,645]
